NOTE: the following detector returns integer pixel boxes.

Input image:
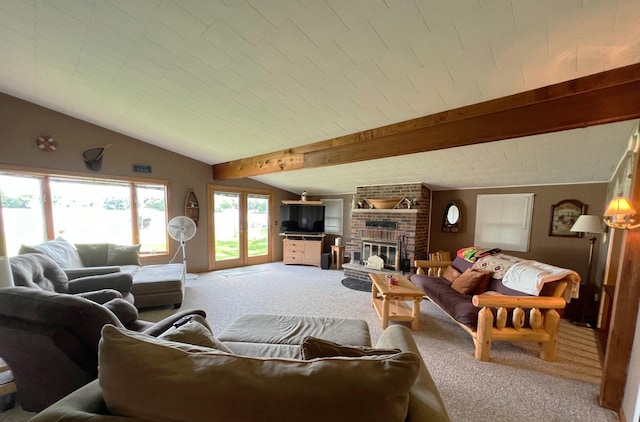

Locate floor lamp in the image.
[570,215,605,328]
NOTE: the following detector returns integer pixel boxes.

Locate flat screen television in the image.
[280,204,325,234]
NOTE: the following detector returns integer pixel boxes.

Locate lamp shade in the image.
[604,197,636,216]
[0,256,14,288]
[570,215,605,234]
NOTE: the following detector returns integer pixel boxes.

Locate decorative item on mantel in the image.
[364,198,404,209]
[301,191,308,201]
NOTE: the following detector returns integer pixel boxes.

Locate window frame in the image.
[0,166,170,258]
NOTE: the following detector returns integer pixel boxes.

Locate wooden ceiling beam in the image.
[212,63,640,180]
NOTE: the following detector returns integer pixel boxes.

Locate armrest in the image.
[76,289,123,305]
[376,325,450,422]
[413,260,451,276]
[141,309,207,337]
[29,380,113,422]
[472,295,566,310]
[68,272,133,294]
[64,266,121,280]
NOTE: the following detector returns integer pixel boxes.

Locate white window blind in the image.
[474,193,534,252]
[323,199,343,235]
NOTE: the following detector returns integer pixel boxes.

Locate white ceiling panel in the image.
[0,0,638,195]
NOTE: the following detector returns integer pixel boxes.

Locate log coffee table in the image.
[369,273,425,330]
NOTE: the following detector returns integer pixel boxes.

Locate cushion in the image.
[451,268,492,295]
[99,325,420,422]
[158,318,233,353]
[442,265,461,283]
[410,274,480,327]
[19,237,83,268]
[75,243,109,267]
[301,336,400,360]
[107,244,140,266]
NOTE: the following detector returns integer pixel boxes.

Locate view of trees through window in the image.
[0,173,168,256]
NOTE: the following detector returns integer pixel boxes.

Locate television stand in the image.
[281,233,325,267]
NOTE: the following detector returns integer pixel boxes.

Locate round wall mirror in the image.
[443,201,461,232]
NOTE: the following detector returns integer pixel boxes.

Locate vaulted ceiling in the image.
[1,0,639,193]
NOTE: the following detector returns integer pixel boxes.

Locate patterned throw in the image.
[457,246,502,262]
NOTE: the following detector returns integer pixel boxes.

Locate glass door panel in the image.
[246,194,270,264]
[213,192,241,268]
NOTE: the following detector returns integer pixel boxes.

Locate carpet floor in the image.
[4,262,617,422]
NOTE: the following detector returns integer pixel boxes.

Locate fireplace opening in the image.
[362,240,397,270]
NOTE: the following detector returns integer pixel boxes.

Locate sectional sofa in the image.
[19,238,184,308]
[31,314,451,422]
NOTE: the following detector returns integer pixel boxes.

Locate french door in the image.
[207,186,272,270]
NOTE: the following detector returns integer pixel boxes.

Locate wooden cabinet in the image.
[283,237,323,267]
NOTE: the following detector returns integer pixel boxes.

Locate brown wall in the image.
[0,93,294,272]
[429,184,608,287]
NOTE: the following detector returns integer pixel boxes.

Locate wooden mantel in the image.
[213,63,640,180]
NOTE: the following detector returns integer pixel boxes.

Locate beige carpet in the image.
[4,262,617,422]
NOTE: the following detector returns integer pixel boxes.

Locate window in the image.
[0,172,168,256]
[0,175,46,255]
[474,193,534,252]
[323,199,343,235]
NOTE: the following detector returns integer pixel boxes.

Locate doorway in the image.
[207,186,272,270]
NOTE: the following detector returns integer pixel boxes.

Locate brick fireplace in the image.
[344,183,431,281]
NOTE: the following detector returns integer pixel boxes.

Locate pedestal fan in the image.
[168,216,197,275]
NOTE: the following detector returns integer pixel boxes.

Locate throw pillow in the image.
[99,325,420,422]
[106,244,140,266]
[159,317,232,353]
[301,336,400,360]
[442,265,462,283]
[75,243,109,267]
[451,268,492,295]
[18,237,83,268]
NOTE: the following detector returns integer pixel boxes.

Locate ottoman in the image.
[131,264,185,309]
[217,313,371,358]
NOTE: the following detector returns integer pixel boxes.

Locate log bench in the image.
[410,253,579,362]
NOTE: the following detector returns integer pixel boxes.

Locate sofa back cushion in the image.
[99,325,420,422]
[75,243,109,267]
[19,238,83,269]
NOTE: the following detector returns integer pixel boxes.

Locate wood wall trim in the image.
[213,63,640,180]
[599,149,640,410]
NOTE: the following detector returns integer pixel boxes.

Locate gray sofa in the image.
[31,314,450,422]
[19,238,185,309]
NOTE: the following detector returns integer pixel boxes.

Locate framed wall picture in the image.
[549,199,587,237]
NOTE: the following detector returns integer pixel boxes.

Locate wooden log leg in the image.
[382,295,390,329]
[541,309,560,361]
[411,298,421,330]
[371,283,378,307]
[475,307,494,361]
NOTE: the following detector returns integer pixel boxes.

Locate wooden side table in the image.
[369,273,424,330]
[330,245,345,270]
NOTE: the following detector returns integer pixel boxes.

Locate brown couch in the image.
[411,251,580,362]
